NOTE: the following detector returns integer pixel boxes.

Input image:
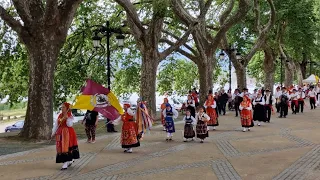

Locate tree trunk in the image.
[139,50,159,118]
[296,62,304,86]
[263,46,276,91]
[20,41,59,139]
[235,66,247,90]
[284,61,295,87]
[197,59,213,104]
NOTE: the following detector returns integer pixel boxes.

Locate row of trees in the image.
[0,0,319,139]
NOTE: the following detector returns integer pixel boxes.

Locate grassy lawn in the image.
[0,108,26,117]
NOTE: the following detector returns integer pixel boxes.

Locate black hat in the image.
[243,88,248,90]
[266,89,270,92]
[282,87,286,89]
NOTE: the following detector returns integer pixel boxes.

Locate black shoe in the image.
[61,168,67,170]
[169,138,172,141]
[200,141,204,143]
[183,140,187,142]
[166,138,169,141]
[278,116,282,118]
[284,116,287,118]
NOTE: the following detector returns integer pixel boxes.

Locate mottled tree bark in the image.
[235,66,247,90]
[284,60,295,87]
[263,45,276,91]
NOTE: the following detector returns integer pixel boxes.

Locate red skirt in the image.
[206,107,219,126]
[121,121,140,148]
[55,126,80,163]
[240,109,254,127]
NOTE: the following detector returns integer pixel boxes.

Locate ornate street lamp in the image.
[219,46,241,91]
[92,21,125,89]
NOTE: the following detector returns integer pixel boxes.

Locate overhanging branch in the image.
[0,5,26,36]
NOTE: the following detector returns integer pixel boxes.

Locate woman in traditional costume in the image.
[136,99,153,139]
[160,98,169,131]
[162,103,179,141]
[252,91,266,126]
[196,106,210,143]
[186,95,196,117]
[239,95,254,132]
[51,102,80,170]
[121,103,140,153]
[204,90,218,130]
[183,109,196,142]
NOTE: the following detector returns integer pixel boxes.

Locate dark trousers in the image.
[85,124,96,141]
[310,98,316,109]
[298,101,304,113]
[217,104,222,114]
[235,103,240,117]
[280,103,288,117]
[265,105,272,121]
[106,119,116,132]
[291,101,298,114]
[220,102,226,115]
[276,103,280,113]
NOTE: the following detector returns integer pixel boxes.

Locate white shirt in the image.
[264,94,276,105]
[275,91,282,98]
[308,90,317,98]
[252,96,266,106]
[251,92,258,100]
[195,112,210,123]
[186,99,195,107]
[316,86,320,93]
[126,108,135,116]
[183,115,196,125]
[240,92,251,99]
[291,92,299,100]
[297,91,306,99]
[51,116,74,136]
[204,100,217,109]
[239,103,252,110]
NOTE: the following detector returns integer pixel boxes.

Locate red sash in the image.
[292,100,298,107]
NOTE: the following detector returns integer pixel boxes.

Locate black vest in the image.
[264,95,273,105]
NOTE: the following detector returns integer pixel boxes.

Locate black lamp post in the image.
[307,61,314,76]
[219,46,241,91]
[279,56,289,87]
[92,21,125,90]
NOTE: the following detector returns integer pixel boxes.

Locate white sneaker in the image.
[127,148,132,153]
[61,162,68,170]
[258,123,261,126]
[213,126,216,130]
[248,128,251,131]
[243,128,247,132]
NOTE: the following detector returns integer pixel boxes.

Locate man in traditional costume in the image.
[162,103,179,141]
[297,88,306,113]
[279,87,290,118]
[232,89,242,117]
[251,89,258,100]
[204,90,218,130]
[252,91,266,126]
[308,86,317,110]
[196,106,210,143]
[290,89,299,114]
[240,88,251,100]
[239,95,254,132]
[51,102,80,170]
[275,87,282,113]
[121,103,140,153]
[183,109,196,142]
[185,95,196,117]
[160,98,169,131]
[264,89,276,122]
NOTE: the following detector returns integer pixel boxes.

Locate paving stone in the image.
[273,145,320,180]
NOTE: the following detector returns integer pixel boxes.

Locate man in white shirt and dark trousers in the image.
[297,88,306,113]
[290,89,299,114]
[264,89,276,122]
[308,86,317,110]
[279,87,289,118]
[232,89,242,117]
[274,87,282,113]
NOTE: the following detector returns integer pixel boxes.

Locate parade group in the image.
[51,83,320,170]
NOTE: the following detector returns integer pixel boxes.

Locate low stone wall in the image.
[0,115,25,121]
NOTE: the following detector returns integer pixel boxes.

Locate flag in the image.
[72,79,124,120]
[136,101,153,134]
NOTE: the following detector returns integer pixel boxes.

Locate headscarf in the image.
[241,95,251,107]
[57,102,72,122]
[164,98,169,103]
[123,103,131,108]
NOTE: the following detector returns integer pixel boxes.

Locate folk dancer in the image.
[186,95,196,117]
[82,110,98,143]
[51,102,80,170]
[160,98,169,131]
[275,87,282,113]
[121,103,140,153]
[240,88,251,100]
[239,95,254,132]
[279,87,290,118]
[290,89,299,114]
[204,90,218,130]
[162,103,179,141]
[191,88,200,107]
[136,100,153,139]
[297,88,306,113]
[232,89,242,117]
[183,109,196,142]
[252,91,266,126]
[316,83,320,106]
[219,89,229,115]
[251,89,258,100]
[308,86,317,110]
[196,106,210,143]
[264,89,276,122]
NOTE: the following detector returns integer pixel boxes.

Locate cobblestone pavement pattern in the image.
[0,108,320,180]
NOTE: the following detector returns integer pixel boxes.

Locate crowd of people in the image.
[50,83,320,170]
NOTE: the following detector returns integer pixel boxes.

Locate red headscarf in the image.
[241,95,251,106]
[123,103,131,108]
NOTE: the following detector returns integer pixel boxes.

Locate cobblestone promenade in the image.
[1,108,320,180]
